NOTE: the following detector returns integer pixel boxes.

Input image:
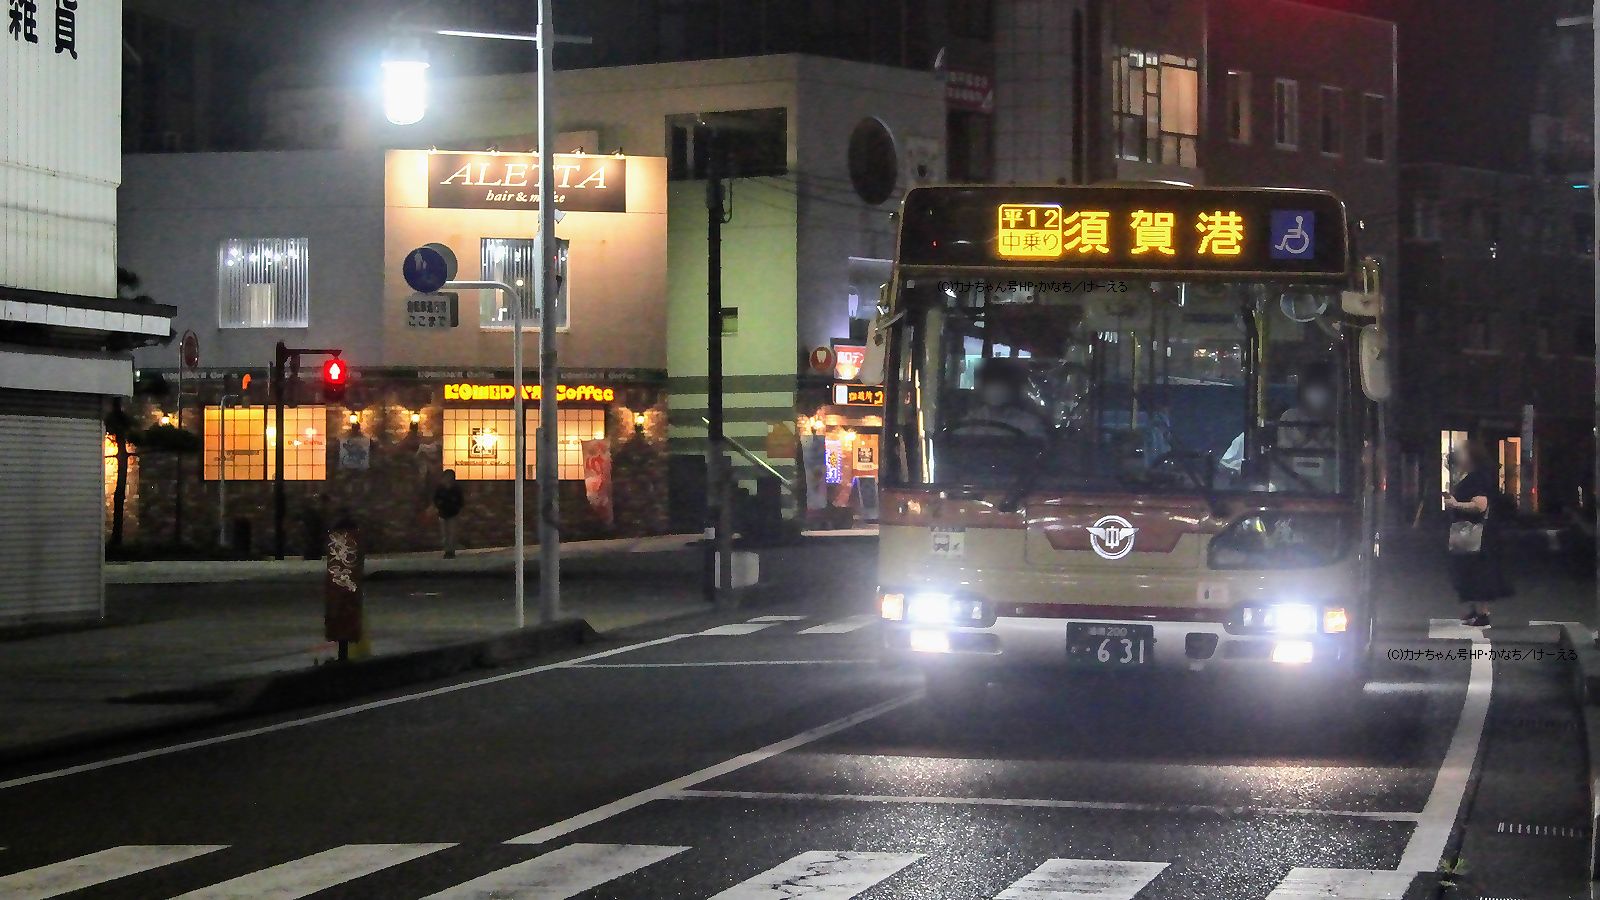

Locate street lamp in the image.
[382,4,581,628]
[382,37,429,126]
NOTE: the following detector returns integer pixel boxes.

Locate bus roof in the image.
[896,184,1351,282]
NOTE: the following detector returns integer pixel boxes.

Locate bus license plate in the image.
[1066,623,1153,667]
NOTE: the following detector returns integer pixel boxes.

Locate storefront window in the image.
[203,405,326,481]
[443,407,607,480]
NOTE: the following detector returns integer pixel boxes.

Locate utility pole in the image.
[536,0,561,626]
[706,129,734,605]
[273,342,288,560]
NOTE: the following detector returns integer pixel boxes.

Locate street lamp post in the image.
[383,9,585,626]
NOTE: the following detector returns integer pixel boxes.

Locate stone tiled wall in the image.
[121,379,671,555]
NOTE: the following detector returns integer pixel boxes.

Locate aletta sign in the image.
[428,152,628,213]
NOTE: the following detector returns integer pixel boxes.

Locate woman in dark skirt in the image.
[1443,440,1509,626]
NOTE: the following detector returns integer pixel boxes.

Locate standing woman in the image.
[1444,440,1508,626]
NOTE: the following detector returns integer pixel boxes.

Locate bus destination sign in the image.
[899,186,1349,279]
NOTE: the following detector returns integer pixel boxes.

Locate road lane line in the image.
[671,789,1423,821]
[748,616,809,622]
[170,843,453,899]
[0,845,226,899]
[505,692,920,844]
[697,623,780,635]
[799,615,878,635]
[995,859,1168,899]
[421,842,687,899]
[706,851,922,899]
[1397,633,1493,873]
[567,660,871,668]
[0,634,690,793]
[1265,868,1414,898]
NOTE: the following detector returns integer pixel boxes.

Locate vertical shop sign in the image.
[582,439,613,527]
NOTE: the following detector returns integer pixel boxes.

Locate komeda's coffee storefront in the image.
[115,149,670,554]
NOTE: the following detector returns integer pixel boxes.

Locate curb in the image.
[1555,622,1600,883]
[0,618,597,770]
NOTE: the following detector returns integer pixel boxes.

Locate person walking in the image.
[432,469,465,559]
[1444,440,1509,626]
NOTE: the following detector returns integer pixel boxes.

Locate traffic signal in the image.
[322,357,349,402]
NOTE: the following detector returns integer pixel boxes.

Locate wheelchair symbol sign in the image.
[1270,210,1316,260]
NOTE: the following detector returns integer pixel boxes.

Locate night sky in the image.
[1294,0,1569,169]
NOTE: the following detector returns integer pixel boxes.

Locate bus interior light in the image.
[909,630,952,653]
[1271,640,1315,665]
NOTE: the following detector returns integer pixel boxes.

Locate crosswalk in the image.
[0,843,1424,899]
[696,614,878,637]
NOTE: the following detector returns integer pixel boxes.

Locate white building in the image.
[1,1,176,627]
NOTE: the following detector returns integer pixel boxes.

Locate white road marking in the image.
[697,623,779,635]
[995,858,1168,899]
[421,842,687,899]
[799,615,878,635]
[672,789,1422,821]
[567,660,871,669]
[707,850,922,899]
[1397,631,1493,873]
[0,634,690,792]
[1265,868,1414,898]
[748,615,809,622]
[505,692,920,844]
[0,845,226,899]
[1427,618,1485,640]
[170,844,452,899]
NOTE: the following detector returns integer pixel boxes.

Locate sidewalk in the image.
[2,542,719,761]
[1376,524,1597,637]
[105,533,705,584]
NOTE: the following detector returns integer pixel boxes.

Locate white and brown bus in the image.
[864,184,1388,707]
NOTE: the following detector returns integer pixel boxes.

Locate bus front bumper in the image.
[882,615,1358,675]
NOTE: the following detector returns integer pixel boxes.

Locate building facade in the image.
[118,149,669,554]
[1396,165,1595,520]
[2,1,177,628]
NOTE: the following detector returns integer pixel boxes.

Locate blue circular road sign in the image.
[403,243,457,294]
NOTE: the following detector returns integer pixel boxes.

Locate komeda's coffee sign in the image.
[427,152,627,213]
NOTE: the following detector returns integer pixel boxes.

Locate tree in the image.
[105,269,160,548]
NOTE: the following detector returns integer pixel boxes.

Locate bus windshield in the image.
[885,275,1356,498]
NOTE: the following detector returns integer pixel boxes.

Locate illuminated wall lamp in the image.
[633,411,647,435]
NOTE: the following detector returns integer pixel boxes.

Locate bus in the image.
[863,184,1389,708]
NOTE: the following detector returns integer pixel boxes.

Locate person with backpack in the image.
[432,469,465,559]
[1443,440,1511,627]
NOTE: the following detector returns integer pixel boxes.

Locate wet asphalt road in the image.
[0,543,1585,899]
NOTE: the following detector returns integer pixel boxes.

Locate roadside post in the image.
[325,518,365,662]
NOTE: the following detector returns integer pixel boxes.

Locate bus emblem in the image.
[1086,515,1139,560]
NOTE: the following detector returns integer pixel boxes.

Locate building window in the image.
[442,407,608,481]
[1273,78,1299,149]
[1225,70,1251,143]
[1112,50,1199,167]
[480,238,568,330]
[949,0,993,40]
[1319,85,1343,156]
[666,108,788,180]
[1535,321,1554,357]
[1362,93,1387,161]
[1410,197,1440,240]
[202,405,326,480]
[1463,313,1498,353]
[947,110,993,182]
[218,238,309,328]
[1575,315,1595,357]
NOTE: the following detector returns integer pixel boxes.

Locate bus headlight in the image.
[1208,512,1350,569]
[1237,602,1346,634]
[904,592,986,626]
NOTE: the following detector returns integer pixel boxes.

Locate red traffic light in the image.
[322,358,348,385]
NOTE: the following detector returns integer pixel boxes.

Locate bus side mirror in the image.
[1358,324,1392,402]
[1342,255,1383,318]
[856,284,891,386]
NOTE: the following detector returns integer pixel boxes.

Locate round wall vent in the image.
[848,118,898,206]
